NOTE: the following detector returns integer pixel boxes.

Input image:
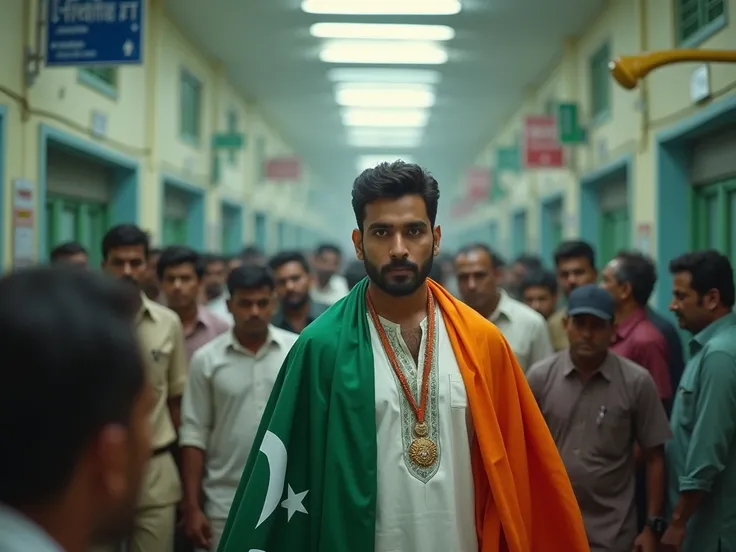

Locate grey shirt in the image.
[0,504,62,552]
[527,351,671,552]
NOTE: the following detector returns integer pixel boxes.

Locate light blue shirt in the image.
[0,504,62,552]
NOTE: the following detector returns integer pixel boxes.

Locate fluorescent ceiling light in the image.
[310,23,455,41]
[335,84,435,108]
[302,0,461,15]
[342,108,429,127]
[327,68,442,85]
[357,155,415,173]
[347,129,424,148]
[319,40,448,65]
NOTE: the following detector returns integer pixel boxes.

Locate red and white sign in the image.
[465,167,491,200]
[523,116,564,168]
[264,157,302,181]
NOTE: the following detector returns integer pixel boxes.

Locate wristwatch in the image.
[647,516,667,536]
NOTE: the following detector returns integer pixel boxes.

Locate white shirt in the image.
[489,290,554,372]
[368,309,478,552]
[179,326,298,520]
[207,293,231,323]
[311,274,349,305]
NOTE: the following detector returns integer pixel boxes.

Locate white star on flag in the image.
[280,484,309,522]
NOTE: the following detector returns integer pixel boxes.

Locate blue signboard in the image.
[46,0,144,67]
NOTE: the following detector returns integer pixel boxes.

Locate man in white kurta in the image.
[369,306,478,552]
[179,325,297,551]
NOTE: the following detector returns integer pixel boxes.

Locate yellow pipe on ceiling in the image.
[609,49,736,90]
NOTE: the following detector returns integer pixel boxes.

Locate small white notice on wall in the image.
[690,64,711,104]
[12,179,36,267]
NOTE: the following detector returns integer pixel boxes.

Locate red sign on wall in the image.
[465,167,492,200]
[450,199,473,218]
[264,157,302,181]
[523,116,564,168]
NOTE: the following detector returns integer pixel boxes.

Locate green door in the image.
[692,181,730,252]
[46,195,109,266]
[162,216,187,246]
[599,207,630,264]
[221,210,240,254]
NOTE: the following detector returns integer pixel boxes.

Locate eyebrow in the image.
[367,220,428,231]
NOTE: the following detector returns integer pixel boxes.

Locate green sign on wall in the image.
[557,103,587,144]
[496,146,521,173]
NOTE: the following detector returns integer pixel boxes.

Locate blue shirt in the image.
[0,504,62,552]
[666,312,736,552]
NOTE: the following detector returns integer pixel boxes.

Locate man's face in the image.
[455,249,498,312]
[227,286,275,336]
[564,314,614,360]
[160,262,200,311]
[351,194,439,297]
[102,245,147,288]
[273,261,312,309]
[313,251,340,283]
[202,260,226,300]
[670,271,718,334]
[91,381,153,545]
[522,285,557,319]
[557,257,597,297]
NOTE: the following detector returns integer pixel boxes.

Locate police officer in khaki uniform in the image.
[101,224,188,552]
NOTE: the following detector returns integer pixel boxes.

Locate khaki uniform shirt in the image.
[548,309,569,351]
[136,294,188,508]
[527,351,671,552]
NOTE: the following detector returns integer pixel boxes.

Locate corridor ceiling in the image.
[165,0,607,195]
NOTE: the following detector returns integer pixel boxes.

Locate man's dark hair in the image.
[315,243,342,257]
[553,240,596,269]
[344,260,366,290]
[0,267,144,508]
[227,264,274,295]
[50,241,87,263]
[241,245,263,260]
[268,250,311,274]
[156,246,204,281]
[148,247,162,259]
[102,224,149,260]
[514,254,543,272]
[201,253,225,266]
[669,250,735,308]
[520,270,558,295]
[352,161,440,231]
[456,243,505,268]
[613,250,657,306]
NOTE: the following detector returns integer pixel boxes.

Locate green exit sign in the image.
[212,132,245,149]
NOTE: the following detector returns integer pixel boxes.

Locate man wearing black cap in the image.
[526,284,671,552]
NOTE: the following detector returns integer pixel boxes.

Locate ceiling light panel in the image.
[302,0,461,15]
[319,40,448,65]
[342,108,429,128]
[347,131,424,148]
[327,68,442,85]
[310,23,455,41]
[335,84,435,108]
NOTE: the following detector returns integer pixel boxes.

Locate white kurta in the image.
[368,309,478,552]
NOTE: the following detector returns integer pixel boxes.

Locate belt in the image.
[153,443,176,457]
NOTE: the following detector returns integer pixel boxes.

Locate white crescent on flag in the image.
[255,431,288,528]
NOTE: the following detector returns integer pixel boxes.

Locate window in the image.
[599,207,630,266]
[589,42,611,122]
[676,0,726,46]
[46,195,110,266]
[227,108,239,165]
[79,67,118,98]
[180,69,202,144]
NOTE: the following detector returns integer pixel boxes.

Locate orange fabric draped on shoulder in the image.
[428,280,589,552]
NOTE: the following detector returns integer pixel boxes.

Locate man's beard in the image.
[283,292,310,310]
[205,282,223,301]
[363,244,434,297]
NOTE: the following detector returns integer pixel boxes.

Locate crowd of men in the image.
[2,160,735,552]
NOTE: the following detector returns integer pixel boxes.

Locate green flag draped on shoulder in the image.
[217,277,378,552]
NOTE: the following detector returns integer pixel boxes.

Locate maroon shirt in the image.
[610,307,672,400]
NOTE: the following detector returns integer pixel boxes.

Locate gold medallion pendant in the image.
[408,437,438,467]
